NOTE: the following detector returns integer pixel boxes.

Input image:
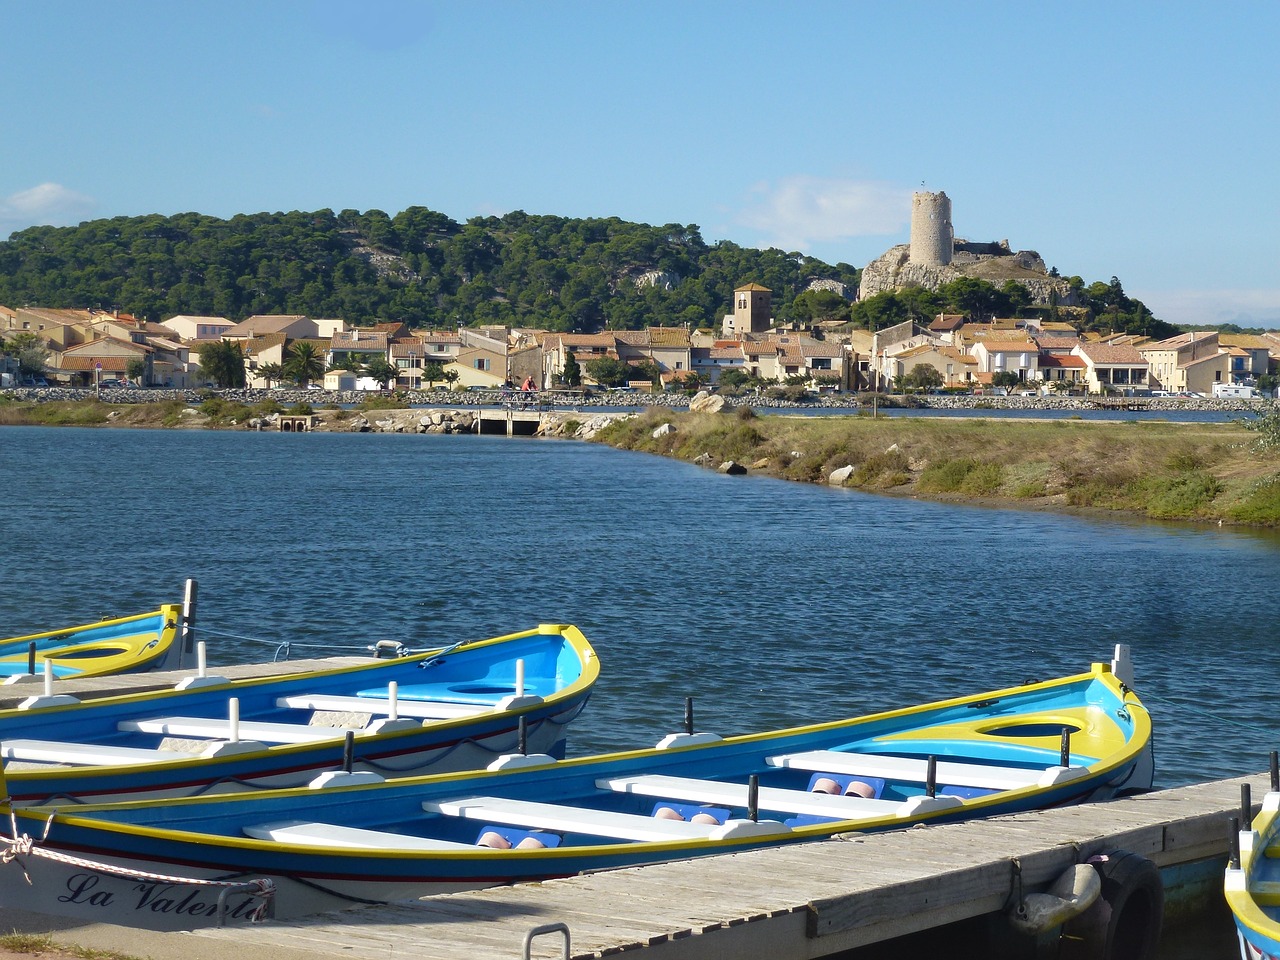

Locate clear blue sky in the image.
[3,1,1277,327]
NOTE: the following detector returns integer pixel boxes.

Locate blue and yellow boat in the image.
[0,604,185,680]
[0,646,1150,929]
[0,622,598,804]
[1226,756,1280,960]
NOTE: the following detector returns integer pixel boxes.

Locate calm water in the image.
[1,425,1277,791]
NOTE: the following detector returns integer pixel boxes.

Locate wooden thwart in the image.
[1,739,201,765]
[243,820,475,851]
[276,694,487,720]
[596,773,900,818]
[119,716,364,744]
[422,796,792,842]
[766,750,1089,790]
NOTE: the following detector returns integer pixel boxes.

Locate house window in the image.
[474,358,490,371]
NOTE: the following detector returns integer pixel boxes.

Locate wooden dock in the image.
[0,660,1249,959]
[4,774,1251,960]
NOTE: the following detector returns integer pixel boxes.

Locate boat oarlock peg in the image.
[518,717,528,756]
[27,641,35,676]
[926,756,937,798]
[1061,727,1071,768]
[684,697,694,735]
[342,731,355,773]
[1271,750,1278,792]
[1242,783,1253,831]
[748,774,759,822]
[1228,816,1241,870]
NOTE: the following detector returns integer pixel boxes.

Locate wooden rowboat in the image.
[1226,754,1280,960]
[0,599,187,682]
[0,622,598,804]
[0,645,1150,930]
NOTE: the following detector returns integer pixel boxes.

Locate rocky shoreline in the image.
[1,384,1267,417]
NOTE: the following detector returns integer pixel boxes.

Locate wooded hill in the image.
[0,208,863,332]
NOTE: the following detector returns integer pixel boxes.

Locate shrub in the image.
[358,394,401,411]
[1011,480,1049,498]
[1138,472,1223,519]
[1166,451,1205,472]
[1227,474,1280,525]
[850,450,911,488]
[1245,403,1280,456]
[917,458,1002,495]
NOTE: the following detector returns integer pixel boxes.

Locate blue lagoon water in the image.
[1,425,1277,789]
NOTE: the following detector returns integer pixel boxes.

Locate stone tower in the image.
[909,191,953,267]
[734,283,771,334]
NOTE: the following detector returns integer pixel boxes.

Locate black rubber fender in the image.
[1060,851,1164,960]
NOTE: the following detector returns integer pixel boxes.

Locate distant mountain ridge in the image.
[0,207,862,332]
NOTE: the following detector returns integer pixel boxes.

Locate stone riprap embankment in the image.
[251,407,631,440]
[0,385,1268,417]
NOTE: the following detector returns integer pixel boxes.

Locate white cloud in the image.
[733,177,911,252]
[0,183,97,239]
[1135,288,1280,330]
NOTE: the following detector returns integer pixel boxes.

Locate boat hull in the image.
[0,605,184,681]
[3,656,1151,930]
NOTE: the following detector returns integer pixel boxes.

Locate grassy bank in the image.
[593,409,1280,528]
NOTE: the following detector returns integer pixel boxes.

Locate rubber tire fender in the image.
[1061,850,1164,960]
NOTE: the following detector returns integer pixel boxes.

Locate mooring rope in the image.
[1,812,275,921]
[1139,691,1262,731]
[186,623,475,661]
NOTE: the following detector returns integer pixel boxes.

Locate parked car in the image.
[21,377,50,387]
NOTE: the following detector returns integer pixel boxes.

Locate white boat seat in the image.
[595,774,901,818]
[275,694,487,720]
[243,820,474,850]
[422,796,792,842]
[118,716,364,744]
[1,739,202,766]
[766,750,1089,790]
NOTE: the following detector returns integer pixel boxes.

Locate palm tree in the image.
[257,362,284,389]
[284,342,325,387]
[364,356,397,389]
[422,361,446,388]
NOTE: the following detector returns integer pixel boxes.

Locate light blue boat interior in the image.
[0,630,583,749]
[38,672,1141,865]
